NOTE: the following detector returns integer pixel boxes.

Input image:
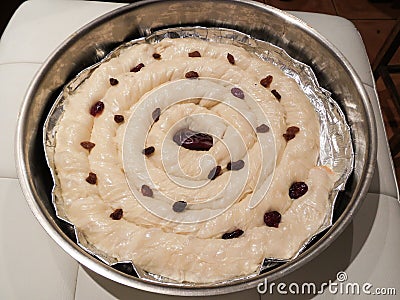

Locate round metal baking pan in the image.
[15,0,376,296]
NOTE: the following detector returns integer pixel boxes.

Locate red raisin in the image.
[110,208,123,220]
[109,78,118,86]
[90,101,104,117]
[208,166,221,180]
[260,75,273,88]
[264,211,281,227]
[283,133,293,141]
[256,124,269,133]
[141,185,153,197]
[188,51,201,57]
[289,182,308,199]
[185,71,199,79]
[271,89,281,100]
[152,53,161,59]
[114,114,124,123]
[222,229,243,239]
[173,128,213,151]
[86,172,97,184]
[131,63,144,72]
[80,141,95,151]
[142,146,155,156]
[227,160,245,171]
[283,126,300,141]
[287,126,300,134]
[231,87,245,99]
[172,201,187,212]
[227,53,235,64]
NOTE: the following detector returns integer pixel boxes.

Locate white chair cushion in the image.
[0,0,126,64]
[0,178,78,300]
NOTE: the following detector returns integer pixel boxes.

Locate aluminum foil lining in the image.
[43,26,354,285]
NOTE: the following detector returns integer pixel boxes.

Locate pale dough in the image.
[53,38,336,283]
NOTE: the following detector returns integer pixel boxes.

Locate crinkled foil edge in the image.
[43,26,354,285]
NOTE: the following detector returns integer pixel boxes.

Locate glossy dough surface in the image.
[54,38,336,283]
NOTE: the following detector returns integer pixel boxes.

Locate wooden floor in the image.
[1,0,399,187]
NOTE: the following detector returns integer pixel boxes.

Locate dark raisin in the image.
[152,53,161,59]
[109,78,119,86]
[110,208,123,220]
[152,107,161,122]
[260,75,273,88]
[264,211,281,227]
[227,160,245,171]
[185,71,199,79]
[256,124,269,133]
[80,141,95,151]
[141,184,153,197]
[289,182,308,199]
[283,133,294,141]
[90,101,104,117]
[86,172,97,184]
[227,53,235,64]
[142,146,155,156]
[222,229,243,239]
[172,201,187,212]
[283,126,300,141]
[188,51,201,57]
[231,87,245,99]
[208,166,222,180]
[287,126,300,134]
[271,89,281,100]
[131,63,144,72]
[173,128,213,151]
[114,114,124,123]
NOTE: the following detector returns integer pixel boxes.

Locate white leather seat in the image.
[0,178,78,300]
[0,1,398,299]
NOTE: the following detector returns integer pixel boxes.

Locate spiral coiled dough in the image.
[54,38,336,283]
